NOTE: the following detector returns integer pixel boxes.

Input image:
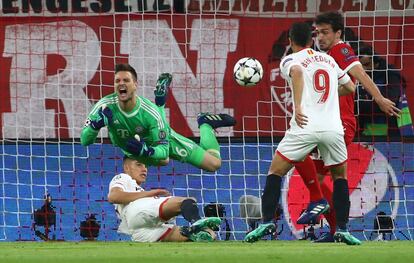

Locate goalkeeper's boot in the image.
[297,198,330,225]
[313,232,334,243]
[244,223,276,243]
[154,73,172,106]
[334,228,362,245]
[197,113,236,129]
[190,217,222,233]
[190,230,214,242]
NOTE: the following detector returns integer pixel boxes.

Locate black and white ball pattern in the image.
[233,57,263,86]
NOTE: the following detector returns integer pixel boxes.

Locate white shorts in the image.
[276,130,347,166]
[123,196,174,242]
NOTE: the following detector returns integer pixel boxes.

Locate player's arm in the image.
[331,53,355,96]
[108,187,170,205]
[80,103,113,146]
[80,125,99,146]
[348,64,401,116]
[147,128,170,160]
[80,107,102,146]
[148,106,170,160]
[338,81,355,96]
[290,65,308,128]
[337,72,355,96]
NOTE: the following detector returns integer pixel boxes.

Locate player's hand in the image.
[150,189,170,197]
[126,135,155,157]
[90,105,113,130]
[374,96,401,117]
[294,107,308,128]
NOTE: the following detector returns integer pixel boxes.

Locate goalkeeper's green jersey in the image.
[81,93,170,160]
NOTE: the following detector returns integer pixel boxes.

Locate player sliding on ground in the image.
[108,156,221,242]
[244,22,361,245]
[293,11,401,243]
[81,63,235,172]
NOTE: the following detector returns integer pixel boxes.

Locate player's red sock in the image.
[321,182,336,234]
[295,155,323,202]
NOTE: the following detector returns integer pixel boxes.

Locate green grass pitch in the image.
[0,241,413,263]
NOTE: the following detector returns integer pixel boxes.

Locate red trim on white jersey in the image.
[343,60,361,73]
[276,150,295,163]
[158,197,171,221]
[157,227,173,241]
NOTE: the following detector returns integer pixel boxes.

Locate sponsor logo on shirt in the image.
[344,55,358,62]
[157,139,169,145]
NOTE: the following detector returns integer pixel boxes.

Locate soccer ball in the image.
[233,57,263,86]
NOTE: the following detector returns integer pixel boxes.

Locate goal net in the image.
[0,0,413,241]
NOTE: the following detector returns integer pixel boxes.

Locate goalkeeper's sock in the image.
[261,174,282,223]
[199,124,220,159]
[321,182,337,234]
[180,199,201,224]
[333,178,350,230]
[295,155,323,202]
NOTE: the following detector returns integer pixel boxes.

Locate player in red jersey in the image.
[295,11,401,242]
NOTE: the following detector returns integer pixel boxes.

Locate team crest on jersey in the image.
[159,130,167,139]
[135,126,144,134]
[341,47,350,55]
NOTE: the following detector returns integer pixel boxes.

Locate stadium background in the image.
[0,0,413,241]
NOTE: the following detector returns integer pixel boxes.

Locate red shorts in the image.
[343,122,356,146]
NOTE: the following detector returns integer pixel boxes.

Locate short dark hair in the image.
[315,11,344,38]
[289,22,312,47]
[115,64,137,81]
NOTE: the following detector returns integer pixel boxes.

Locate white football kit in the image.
[278,48,351,166]
[109,173,173,242]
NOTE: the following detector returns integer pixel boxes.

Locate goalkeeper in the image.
[81,63,235,171]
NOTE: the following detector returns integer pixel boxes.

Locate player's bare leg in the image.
[160,197,190,220]
[330,164,362,245]
[162,226,190,242]
[244,153,292,242]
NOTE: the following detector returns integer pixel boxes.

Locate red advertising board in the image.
[0,7,413,138]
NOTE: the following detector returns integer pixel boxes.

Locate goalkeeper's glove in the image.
[126,135,155,157]
[90,105,113,130]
